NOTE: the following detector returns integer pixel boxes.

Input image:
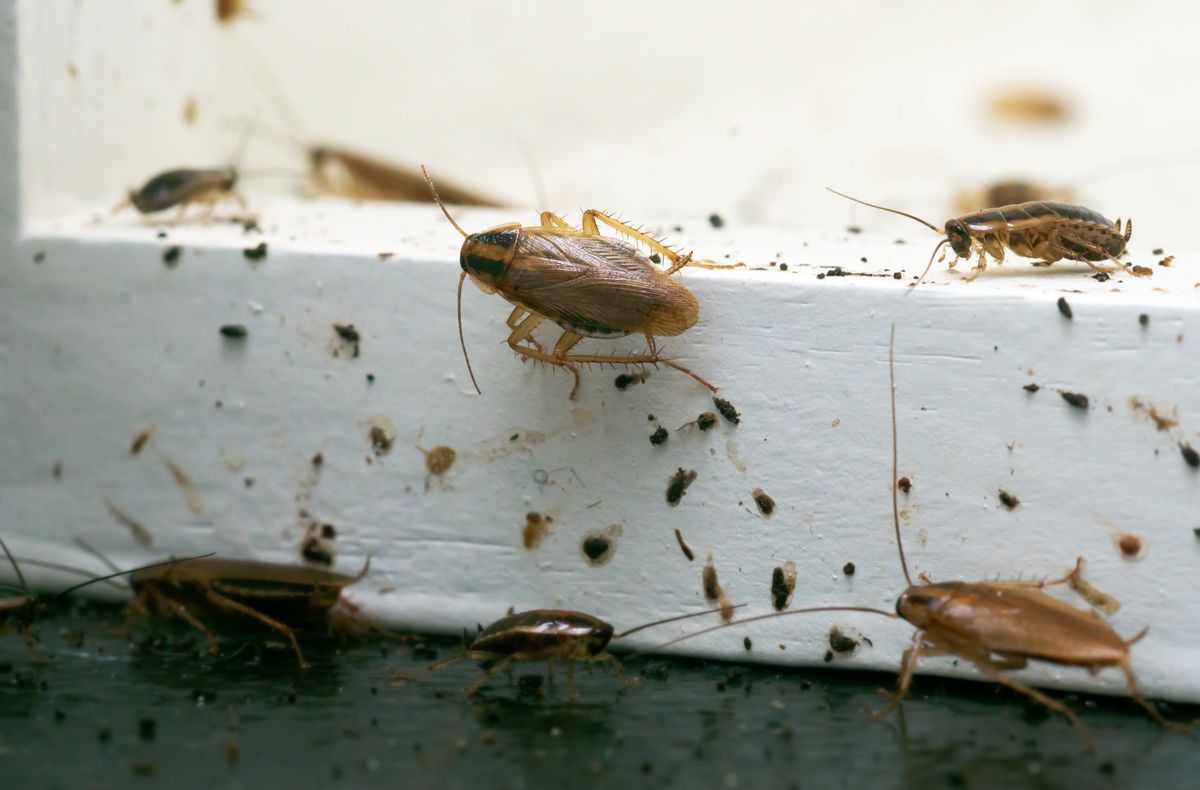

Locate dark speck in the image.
[842,562,855,576]
[162,246,182,266]
[1152,248,1164,255]
[779,263,788,271]
[666,468,697,505]
[743,637,752,651]
[649,426,668,446]
[696,412,717,431]
[649,253,661,264]
[1057,297,1072,320]
[713,397,740,425]
[1023,383,1041,393]
[1139,313,1149,327]
[897,476,912,493]
[243,242,268,261]
[333,323,360,342]
[828,627,859,654]
[1091,272,1110,282]
[708,213,724,229]
[998,489,1021,510]
[366,373,375,384]
[138,717,157,742]
[581,535,610,562]
[219,324,247,339]
[752,488,775,517]
[1059,391,1089,409]
[1181,443,1199,468]
[33,250,46,263]
[847,226,861,234]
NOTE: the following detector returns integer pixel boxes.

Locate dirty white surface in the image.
[1,0,1199,702]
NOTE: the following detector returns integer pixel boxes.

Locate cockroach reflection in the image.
[127,556,371,669]
[423,166,719,400]
[828,188,1142,286]
[0,538,211,655]
[651,326,1188,746]
[394,604,741,696]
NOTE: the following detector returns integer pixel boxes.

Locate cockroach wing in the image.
[500,232,699,338]
[931,584,1129,668]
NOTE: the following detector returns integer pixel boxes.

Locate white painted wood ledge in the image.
[1,1,1198,704]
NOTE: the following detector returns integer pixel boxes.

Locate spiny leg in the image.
[992,557,1084,591]
[156,590,221,656]
[871,630,928,720]
[466,655,519,697]
[592,652,637,686]
[506,307,545,352]
[204,589,309,669]
[962,249,990,282]
[969,653,1093,749]
[580,210,692,271]
[1118,659,1191,732]
[391,653,468,685]
[539,211,574,230]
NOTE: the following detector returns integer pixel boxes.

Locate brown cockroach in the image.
[394,603,742,696]
[423,166,720,400]
[828,188,1142,286]
[127,556,371,669]
[0,538,212,654]
[116,167,244,219]
[649,325,1188,746]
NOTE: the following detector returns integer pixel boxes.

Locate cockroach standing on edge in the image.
[123,556,373,669]
[828,188,1145,286]
[394,604,743,696]
[647,326,1189,748]
[423,166,721,400]
[0,538,213,655]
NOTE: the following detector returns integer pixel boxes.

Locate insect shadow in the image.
[646,325,1190,750]
[394,604,742,697]
[424,166,724,400]
[828,188,1142,287]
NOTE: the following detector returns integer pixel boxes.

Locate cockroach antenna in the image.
[826,188,949,295]
[888,323,913,586]
[421,165,481,396]
[0,538,31,595]
[613,603,747,640]
[47,553,216,603]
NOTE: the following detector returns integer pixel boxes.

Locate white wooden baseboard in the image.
[1,0,1198,703]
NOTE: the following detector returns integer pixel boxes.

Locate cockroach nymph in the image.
[394,604,741,696]
[828,188,1143,287]
[651,326,1190,748]
[423,166,719,400]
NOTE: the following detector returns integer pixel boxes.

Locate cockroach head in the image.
[944,219,972,258]
[460,224,519,289]
[587,620,615,655]
[895,585,944,628]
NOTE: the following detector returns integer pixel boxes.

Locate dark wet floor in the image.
[1,604,1196,790]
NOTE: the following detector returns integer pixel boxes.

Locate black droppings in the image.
[1023,383,1041,393]
[696,412,717,431]
[1059,391,1089,409]
[752,488,775,517]
[998,489,1021,510]
[1057,296,1073,320]
[1139,313,1149,327]
[1181,443,1200,468]
[779,263,788,271]
[243,242,268,261]
[333,323,360,343]
[713,397,740,425]
[1152,248,1164,256]
[708,213,724,229]
[138,717,157,742]
[842,562,855,576]
[162,246,182,266]
[666,468,697,505]
[649,253,661,264]
[219,324,247,339]
[1091,272,1110,282]
[847,225,861,234]
[33,250,46,263]
[649,426,668,446]
[770,566,794,611]
[828,627,859,655]
[743,637,752,651]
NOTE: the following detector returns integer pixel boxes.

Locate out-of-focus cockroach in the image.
[243,60,502,206]
[828,188,1142,286]
[0,538,212,654]
[127,556,371,668]
[954,179,1075,216]
[395,604,743,696]
[216,0,262,24]
[424,166,720,400]
[649,326,1188,747]
[115,118,261,221]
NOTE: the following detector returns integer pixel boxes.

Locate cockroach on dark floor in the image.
[828,188,1143,286]
[424,166,722,400]
[649,325,1189,747]
[0,538,212,654]
[394,604,743,696]
[125,556,372,669]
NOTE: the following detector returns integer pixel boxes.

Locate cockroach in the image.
[116,167,244,219]
[127,556,371,669]
[424,167,719,400]
[0,538,211,654]
[394,604,742,696]
[828,188,1142,286]
[649,325,1188,746]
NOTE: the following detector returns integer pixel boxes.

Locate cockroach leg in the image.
[204,589,310,668]
[539,211,574,230]
[466,654,522,696]
[869,631,950,719]
[991,556,1083,591]
[579,210,697,274]
[969,651,1093,747]
[1119,660,1190,732]
[506,307,545,353]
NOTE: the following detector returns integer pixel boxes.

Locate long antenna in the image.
[0,538,30,595]
[49,553,215,602]
[613,603,747,640]
[907,237,950,297]
[826,188,941,233]
[889,323,913,586]
[421,166,469,239]
[11,558,129,591]
[457,272,481,395]
[635,605,898,657]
